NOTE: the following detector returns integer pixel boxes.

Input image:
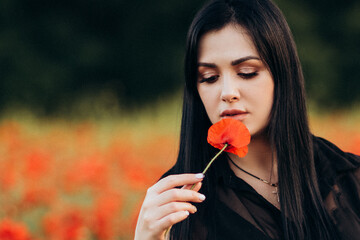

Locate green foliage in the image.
[0,0,358,114]
[275,0,360,108]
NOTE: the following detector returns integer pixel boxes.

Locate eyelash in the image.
[199,72,258,83]
[238,72,258,79]
[199,75,219,83]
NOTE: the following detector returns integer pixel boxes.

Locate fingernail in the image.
[199,194,206,201]
[184,211,190,216]
[195,173,204,179]
[193,206,197,213]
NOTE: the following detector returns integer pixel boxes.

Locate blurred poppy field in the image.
[0,103,359,240]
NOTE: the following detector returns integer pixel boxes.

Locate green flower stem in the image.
[190,143,228,190]
[164,144,228,238]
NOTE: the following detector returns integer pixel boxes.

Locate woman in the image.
[135,0,360,239]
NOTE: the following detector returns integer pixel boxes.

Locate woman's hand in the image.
[134,173,205,240]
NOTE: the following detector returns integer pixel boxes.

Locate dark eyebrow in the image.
[198,56,261,68]
[231,56,260,66]
[197,62,217,68]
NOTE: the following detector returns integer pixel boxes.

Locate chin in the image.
[250,127,270,139]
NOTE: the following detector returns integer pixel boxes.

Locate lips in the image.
[220,109,247,117]
[220,109,248,121]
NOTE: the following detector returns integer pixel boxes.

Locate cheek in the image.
[198,87,218,123]
[265,83,274,111]
[198,86,213,107]
[256,78,274,108]
[247,78,274,123]
[258,82,274,122]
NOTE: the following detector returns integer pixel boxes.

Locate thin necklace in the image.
[228,156,280,202]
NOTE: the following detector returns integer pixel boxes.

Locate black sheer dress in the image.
[182,136,360,240]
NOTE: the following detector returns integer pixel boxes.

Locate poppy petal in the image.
[207,118,251,158]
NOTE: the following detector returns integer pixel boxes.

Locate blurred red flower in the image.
[23,150,51,180]
[0,161,16,191]
[123,164,152,191]
[0,113,357,239]
[207,118,251,157]
[43,209,87,240]
[0,219,31,240]
[22,187,56,208]
[90,193,122,240]
[65,154,108,191]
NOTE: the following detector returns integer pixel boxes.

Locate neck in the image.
[228,133,277,182]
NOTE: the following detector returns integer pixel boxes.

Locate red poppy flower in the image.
[207,118,251,157]
[0,219,31,240]
[190,118,251,186]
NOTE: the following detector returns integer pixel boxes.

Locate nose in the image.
[221,76,240,103]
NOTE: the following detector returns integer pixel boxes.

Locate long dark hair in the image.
[169,0,338,239]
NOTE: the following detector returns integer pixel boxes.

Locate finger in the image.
[153,202,197,221]
[150,173,204,194]
[155,188,206,206]
[154,211,190,235]
[182,181,202,191]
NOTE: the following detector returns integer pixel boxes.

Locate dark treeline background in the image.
[0,0,359,115]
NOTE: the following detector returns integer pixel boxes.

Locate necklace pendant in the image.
[272,187,280,202]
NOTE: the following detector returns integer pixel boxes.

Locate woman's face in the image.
[197,24,274,136]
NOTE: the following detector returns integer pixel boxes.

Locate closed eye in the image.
[238,72,258,79]
[199,75,219,83]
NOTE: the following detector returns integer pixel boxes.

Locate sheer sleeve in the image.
[170,136,360,240]
[188,162,282,240]
[324,167,360,240]
[313,136,360,240]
